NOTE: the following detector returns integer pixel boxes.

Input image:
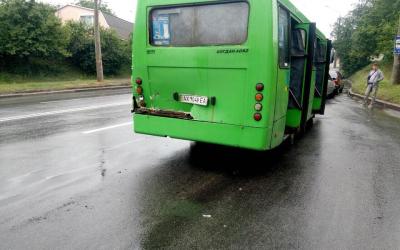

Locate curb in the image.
[0,85,131,98]
[348,88,400,112]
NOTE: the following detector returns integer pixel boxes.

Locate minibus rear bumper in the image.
[134,114,271,151]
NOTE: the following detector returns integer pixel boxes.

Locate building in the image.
[56,5,134,40]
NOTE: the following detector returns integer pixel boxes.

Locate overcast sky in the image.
[41,0,359,37]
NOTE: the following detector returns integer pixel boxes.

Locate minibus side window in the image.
[278,7,290,68]
[314,41,327,63]
[150,2,249,46]
[314,40,327,95]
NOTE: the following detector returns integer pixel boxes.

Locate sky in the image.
[291,0,359,37]
[41,0,359,38]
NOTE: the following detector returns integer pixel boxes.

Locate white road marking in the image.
[0,102,130,123]
[82,122,132,134]
[39,94,129,104]
[40,98,90,104]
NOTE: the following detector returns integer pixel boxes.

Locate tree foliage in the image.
[332,0,400,75]
[0,0,69,63]
[76,0,113,14]
[0,0,131,76]
[66,22,130,75]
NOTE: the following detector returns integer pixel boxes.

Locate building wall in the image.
[56,5,109,28]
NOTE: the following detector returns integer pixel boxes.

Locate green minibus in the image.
[132,0,332,151]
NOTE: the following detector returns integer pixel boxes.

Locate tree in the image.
[0,0,69,69]
[332,0,400,76]
[66,22,130,75]
[391,16,400,84]
[76,0,113,14]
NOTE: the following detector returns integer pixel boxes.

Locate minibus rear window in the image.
[150,2,249,46]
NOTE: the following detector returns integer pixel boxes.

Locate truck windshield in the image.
[150,2,249,46]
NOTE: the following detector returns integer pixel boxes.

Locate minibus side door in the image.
[286,22,316,131]
[316,40,332,115]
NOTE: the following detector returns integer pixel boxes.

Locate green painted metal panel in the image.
[134,114,271,151]
[132,0,328,150]
[286,109,301,128]
[313,97,322,110]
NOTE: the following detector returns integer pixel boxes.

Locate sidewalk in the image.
[348,88,400,112]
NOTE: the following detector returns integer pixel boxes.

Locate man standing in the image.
[364,63,384,108]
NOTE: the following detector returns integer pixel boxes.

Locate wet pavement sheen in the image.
[0,90,400,249]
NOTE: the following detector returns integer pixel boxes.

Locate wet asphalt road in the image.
[1,89,400,250]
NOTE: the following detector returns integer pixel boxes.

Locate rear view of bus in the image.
[132,0,331,151]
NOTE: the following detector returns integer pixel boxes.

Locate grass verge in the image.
[350,64,400,105]
[0,63,131,95]
[0,79,130,95]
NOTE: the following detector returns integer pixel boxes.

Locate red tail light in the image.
[135,78,143,85]
[256,83,264,91]
[254,113,262,121]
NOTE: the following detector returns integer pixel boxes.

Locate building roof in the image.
[57,4,95,13]
[102,13,134,40]
[57,4,134,40]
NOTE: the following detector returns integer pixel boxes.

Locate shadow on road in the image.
[188,141,291,177]
[138,121,324,249]
[186,119,322,178]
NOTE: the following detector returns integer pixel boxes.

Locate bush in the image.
[0,0,131,77]
[0,0,69,73]
[66,22,131,75]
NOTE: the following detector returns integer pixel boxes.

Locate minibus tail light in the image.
[256,83,264,91]
[136,86,143,95]
[255,93,264,102]
[254,113,262,121]
[136,78,143,85]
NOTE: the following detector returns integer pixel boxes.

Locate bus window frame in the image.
[314,39,327,63]
[278,5,291,69]
[299,29,307,52]
[147,0,251,47]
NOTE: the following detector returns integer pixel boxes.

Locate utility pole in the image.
[391,16,400,85]
[94,0,104,82]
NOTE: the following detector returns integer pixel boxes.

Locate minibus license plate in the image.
[179,95,208,106]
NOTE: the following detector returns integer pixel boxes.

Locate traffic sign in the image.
[395,36,400,54]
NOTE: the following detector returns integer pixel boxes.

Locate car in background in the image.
[329,69,344,94]
[326,78,336,98]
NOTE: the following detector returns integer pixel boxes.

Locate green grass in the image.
[0,79,130,95]
[350,64,400,104]
[0,64,131,95]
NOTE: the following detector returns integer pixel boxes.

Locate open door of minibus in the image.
[286,22,316,132]
[315,40,332,115]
